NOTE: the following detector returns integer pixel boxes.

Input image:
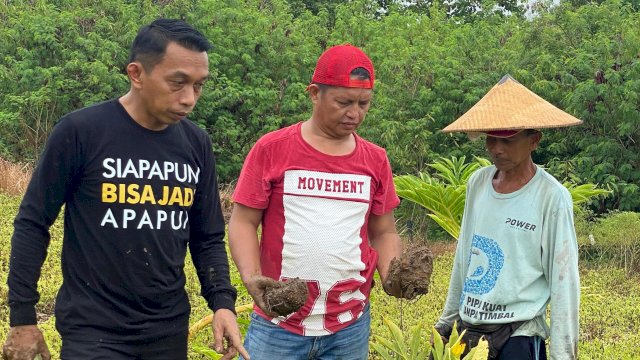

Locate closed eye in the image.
[170,80,186,88]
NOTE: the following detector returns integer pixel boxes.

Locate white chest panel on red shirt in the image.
[275,170,372,335]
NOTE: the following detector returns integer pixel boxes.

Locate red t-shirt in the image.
[233,122,400,336]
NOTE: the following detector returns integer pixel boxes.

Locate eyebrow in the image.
[336,94,372,101]
[168,71,210,81]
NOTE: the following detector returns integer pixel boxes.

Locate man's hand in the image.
[429,329,449,347]
[432,323,453,346]
[382,257,404,298]
[244,275,280,318]
[210,309,250,360]
[382,244,433,300]
[2,325,51,360]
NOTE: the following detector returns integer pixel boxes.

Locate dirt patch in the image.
[219,183,235,223]
[428,241,457,257]
[386,243,434,299]
[263,278,308,316]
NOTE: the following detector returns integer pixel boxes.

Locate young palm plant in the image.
[394,156,609,240]
[394,156,490,240]
[371,318,489,360]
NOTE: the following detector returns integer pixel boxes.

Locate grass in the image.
[576,211,640,272]
[0,158,31,196]
[2,192,640,359]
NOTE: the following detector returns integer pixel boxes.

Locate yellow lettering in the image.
[183,188,194,206]
[168,187,184,206]
[157,186,170,205]
[102,183,117,203]
[118,184,126,203]
[139,185,156,204]
[126,184,140,204]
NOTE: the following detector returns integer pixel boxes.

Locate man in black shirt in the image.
[2,19,249,360]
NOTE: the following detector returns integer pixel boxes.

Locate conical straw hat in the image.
[442,75,582,133]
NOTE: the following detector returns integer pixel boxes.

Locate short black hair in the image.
[316,67,372,92]
[350,67,371,81]
[128,18,212,71]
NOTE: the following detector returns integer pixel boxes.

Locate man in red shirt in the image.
[229,44,404,359]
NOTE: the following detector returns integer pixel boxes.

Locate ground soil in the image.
[263,278,309,316]
[387,243,434,299]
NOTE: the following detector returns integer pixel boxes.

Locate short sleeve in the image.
[370,153,400,215]
[232,140,271,209]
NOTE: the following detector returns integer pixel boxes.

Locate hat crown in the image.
[498,74,517,85]
[311,44,375,89]
[442,74,582,133]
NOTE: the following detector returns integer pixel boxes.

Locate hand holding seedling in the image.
[1,325,50,360]
[383,244,434,299]
[210,308,250,360]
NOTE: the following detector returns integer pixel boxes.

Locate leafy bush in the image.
[1,0,639,210]
[394,156,490,240]
[371,318,432,359]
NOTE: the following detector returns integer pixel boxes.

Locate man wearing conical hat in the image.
[434,75,580,360]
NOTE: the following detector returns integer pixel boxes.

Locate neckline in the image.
[488,165,541,199]
[295,122,359,160]
[114,98,175,135]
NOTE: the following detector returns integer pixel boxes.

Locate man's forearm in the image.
[228,224,262,283]
[8,217,51,326]
[370,232,402,281]
[190,231,237,313]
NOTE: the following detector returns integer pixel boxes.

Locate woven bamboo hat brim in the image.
[442,75,582,133]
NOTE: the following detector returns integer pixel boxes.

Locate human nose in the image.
[486,138,502,155]
[179,86,196,108]
[346,104,362,119]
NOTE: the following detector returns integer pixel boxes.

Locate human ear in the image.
[530,132,542,150]
[307,84,321,103]
[126,62,144,89]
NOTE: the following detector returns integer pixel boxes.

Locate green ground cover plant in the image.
[577,211,640,273]
[2,193,640,359]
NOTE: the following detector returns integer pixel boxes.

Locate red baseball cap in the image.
[311,44,375,89]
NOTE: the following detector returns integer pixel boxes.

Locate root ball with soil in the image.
[263,278,309,316]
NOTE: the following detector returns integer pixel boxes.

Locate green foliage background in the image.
[0,0,638,211]
[1,2,638,357]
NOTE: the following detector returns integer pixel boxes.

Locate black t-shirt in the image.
[8,99,236,341]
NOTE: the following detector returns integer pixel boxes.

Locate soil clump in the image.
[386,243,434,299]
[263,277,309,316]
